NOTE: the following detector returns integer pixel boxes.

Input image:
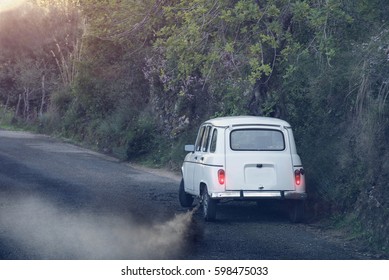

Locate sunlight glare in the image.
[0,0,26,13]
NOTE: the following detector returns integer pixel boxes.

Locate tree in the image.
[144,0,353,136]
[0,1,84,121]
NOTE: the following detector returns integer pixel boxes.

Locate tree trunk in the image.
[14,94,22,120]
[23,88,31,121]
[40,74,46,117]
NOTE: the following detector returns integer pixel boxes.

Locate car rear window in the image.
[230,129,285,151]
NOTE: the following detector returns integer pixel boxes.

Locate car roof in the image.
[203,116,291,127]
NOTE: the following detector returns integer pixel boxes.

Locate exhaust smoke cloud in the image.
[0,195,198,259]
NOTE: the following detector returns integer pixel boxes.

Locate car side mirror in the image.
[184,145,195,152]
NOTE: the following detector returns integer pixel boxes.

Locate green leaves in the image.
[234,0,260,21]
[248,60,272,85]
[148,0,302,121]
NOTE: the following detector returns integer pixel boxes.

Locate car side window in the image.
[210,128,218,153]
[195,126,206,152]
[201,126,212,152]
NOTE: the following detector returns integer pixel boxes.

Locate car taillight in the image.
[294,169,301,186]
[218,169,225,185]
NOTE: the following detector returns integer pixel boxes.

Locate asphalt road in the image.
[0,130,366,260]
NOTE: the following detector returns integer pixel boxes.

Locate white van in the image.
[179,116,307,222]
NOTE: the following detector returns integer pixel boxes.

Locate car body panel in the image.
[181,116,306,200]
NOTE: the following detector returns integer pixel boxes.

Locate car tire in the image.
[201,186,216,221]
[179,178,194,207]
[288,200,305,223]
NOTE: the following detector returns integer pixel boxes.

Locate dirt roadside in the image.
[127,162,182,183]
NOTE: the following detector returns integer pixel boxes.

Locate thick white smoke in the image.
[0,195,197,259]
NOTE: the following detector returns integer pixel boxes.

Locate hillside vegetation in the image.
[1,0,388,255]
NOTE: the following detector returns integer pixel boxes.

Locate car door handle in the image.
[200,157,204,161]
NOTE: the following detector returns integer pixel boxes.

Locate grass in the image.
[330,212,389,258]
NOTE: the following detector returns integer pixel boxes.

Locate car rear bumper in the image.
[210,190,307,200]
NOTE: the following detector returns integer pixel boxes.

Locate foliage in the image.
[0,1,83,123]
[147,0,298,133]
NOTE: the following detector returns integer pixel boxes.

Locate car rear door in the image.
[192,125,212,192]
[225,126,295,192]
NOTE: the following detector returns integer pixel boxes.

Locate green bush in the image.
[126,117,158,160]
[0,105,14,127]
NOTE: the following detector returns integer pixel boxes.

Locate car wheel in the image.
[288,200,305,223]
[201,186,216,221]
[178,179,194,207]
